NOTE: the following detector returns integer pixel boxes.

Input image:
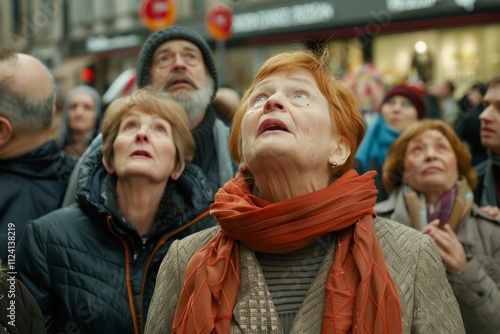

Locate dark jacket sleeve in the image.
[16,221,55,332]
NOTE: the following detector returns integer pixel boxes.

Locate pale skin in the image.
[149,40,210,129]
[421,220,466,275]
[404,129,466,274]
[103,109,183,235]
[68,92,97,145]
[241,70,350,203]
[381,95,419,132]
[0,54,54,159]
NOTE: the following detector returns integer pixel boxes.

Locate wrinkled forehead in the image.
[485,83,500,101]
[252,69,319,91]
[153,39,201,57]
[410,129,447,144]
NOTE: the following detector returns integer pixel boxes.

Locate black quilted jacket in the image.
[0,140,76,263]
[16,147,214,334]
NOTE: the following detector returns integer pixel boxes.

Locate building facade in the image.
[1,0,499,99]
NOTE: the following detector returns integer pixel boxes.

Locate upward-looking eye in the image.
[255,95,267,102]
[123,122,137,131]
[295,92,308,99]
[154,125,166,133]
[185,53,197,62]
[156,53,173,67]
[410,146,423,154]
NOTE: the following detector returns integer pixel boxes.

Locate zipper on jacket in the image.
[141,236,148,249]
[107,215,140,334]
[137,209,210,333]
[131,237,148,262]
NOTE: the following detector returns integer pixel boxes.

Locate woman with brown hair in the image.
[17,88,214,333]
[376,119,500,333]
[145,50,464,333]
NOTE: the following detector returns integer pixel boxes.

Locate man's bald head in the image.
[0,52,55,133]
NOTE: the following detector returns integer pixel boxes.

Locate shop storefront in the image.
[64,0,500,96]
[211,0,500,92]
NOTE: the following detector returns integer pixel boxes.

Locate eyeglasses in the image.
[153,51,201,69]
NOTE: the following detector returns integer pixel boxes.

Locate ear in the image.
[0,117,14,147]
[102,155,115,174]
[328,135,351,168]
[170,161,185,181]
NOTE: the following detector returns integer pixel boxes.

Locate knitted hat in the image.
[381,84,426,119]
[136,26,218,101]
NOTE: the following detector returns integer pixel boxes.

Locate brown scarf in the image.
[403,177,473,232]
[172,169,402,333]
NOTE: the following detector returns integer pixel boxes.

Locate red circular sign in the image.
[205,4,233,41]
[139,0,177,31]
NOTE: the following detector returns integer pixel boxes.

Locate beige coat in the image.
[376,189,500,334]
[145,217,465,334]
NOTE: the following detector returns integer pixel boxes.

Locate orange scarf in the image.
[173,169,402,333]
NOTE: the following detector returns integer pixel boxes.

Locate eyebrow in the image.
[154,44,200,56]
[253,76,315,91]
[123,111,168,122]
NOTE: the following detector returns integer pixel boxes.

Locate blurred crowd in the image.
[1,25,500,334]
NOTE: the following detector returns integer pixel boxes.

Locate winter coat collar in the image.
[0,140,76,179]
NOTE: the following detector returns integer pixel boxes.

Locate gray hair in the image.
[0,52,56,133]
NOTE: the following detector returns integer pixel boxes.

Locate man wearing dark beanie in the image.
[135,26,235,196]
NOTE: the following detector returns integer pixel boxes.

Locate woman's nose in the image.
[135,127,149,142]
[424,146,436,159]
[264,96,285,113]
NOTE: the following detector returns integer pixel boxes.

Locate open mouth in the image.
[130,150,152,158]
[171,79,191,86]
[167,76,194,89]
[258,119,290,136]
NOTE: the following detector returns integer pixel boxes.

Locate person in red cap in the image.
[354,84,427,202]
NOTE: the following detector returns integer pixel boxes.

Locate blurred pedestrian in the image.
[455,82,488,166]
[17,88,214,334]
[438,80,460,126]
[354,84,426,202]
[0,51,76,263]
[376,119,500,333]
[475,74,500,218]
[57,85,101,157]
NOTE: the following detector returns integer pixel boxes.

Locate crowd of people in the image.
[1,24,499,334]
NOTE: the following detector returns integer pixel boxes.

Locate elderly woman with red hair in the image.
[376,119,500,333]
[145,50,464,333]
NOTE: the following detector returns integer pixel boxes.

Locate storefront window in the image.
[374,23,500,96]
